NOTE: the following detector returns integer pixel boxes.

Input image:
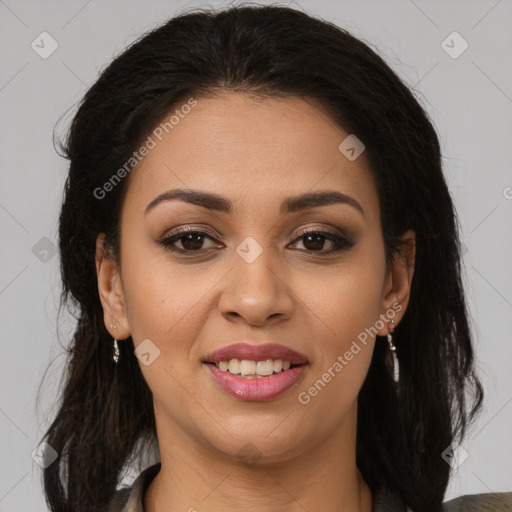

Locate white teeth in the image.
[256,360,274,376]
[215,358,296,376]
[240,360,256,375]
[228,359,240,375]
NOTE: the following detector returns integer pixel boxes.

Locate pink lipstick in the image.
[203,342,308,401]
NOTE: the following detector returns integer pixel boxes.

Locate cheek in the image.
[120,245,246,391]
[120,254,216,407]
[294,251,385,407]
[295,280,379,427]
[121,238,215,336]
[300,254,384,349]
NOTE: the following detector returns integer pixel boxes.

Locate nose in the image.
[218,248,294,327]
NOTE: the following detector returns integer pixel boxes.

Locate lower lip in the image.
[204,363,308,401]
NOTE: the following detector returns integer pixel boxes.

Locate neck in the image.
[144,402,372,512]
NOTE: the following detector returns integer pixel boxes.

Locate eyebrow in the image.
[144,188,364,217]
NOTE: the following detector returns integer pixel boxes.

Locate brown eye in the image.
[157,227,354,256]
[289,230,354,255]
[158,229,221,253]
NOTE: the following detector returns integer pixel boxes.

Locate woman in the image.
[39,4,511,512]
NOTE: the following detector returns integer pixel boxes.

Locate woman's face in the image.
[97,91,414,463]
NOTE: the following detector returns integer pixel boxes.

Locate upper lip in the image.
[203,342,309,365]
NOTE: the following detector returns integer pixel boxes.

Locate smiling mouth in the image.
[204,359,306,378]
[203,359,308,401]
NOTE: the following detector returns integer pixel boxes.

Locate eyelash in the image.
[157,226,354,256]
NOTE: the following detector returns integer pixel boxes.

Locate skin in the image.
[96,91,415,512]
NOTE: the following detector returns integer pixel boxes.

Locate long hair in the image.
[38,4,483,511]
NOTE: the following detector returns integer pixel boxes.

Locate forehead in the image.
[123,91,378,220]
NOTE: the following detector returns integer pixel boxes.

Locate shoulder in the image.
[107,487,132,512]
[372,484,512,512]
[441,491,512,511]
[107,462,161,512]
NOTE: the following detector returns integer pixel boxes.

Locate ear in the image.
[377,229,415,336]
[95,233,131,340]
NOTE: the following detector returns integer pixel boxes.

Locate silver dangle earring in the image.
[385,319,399,384]
[110,320,119,364]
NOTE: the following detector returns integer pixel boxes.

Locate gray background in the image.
[1,0,511,510]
